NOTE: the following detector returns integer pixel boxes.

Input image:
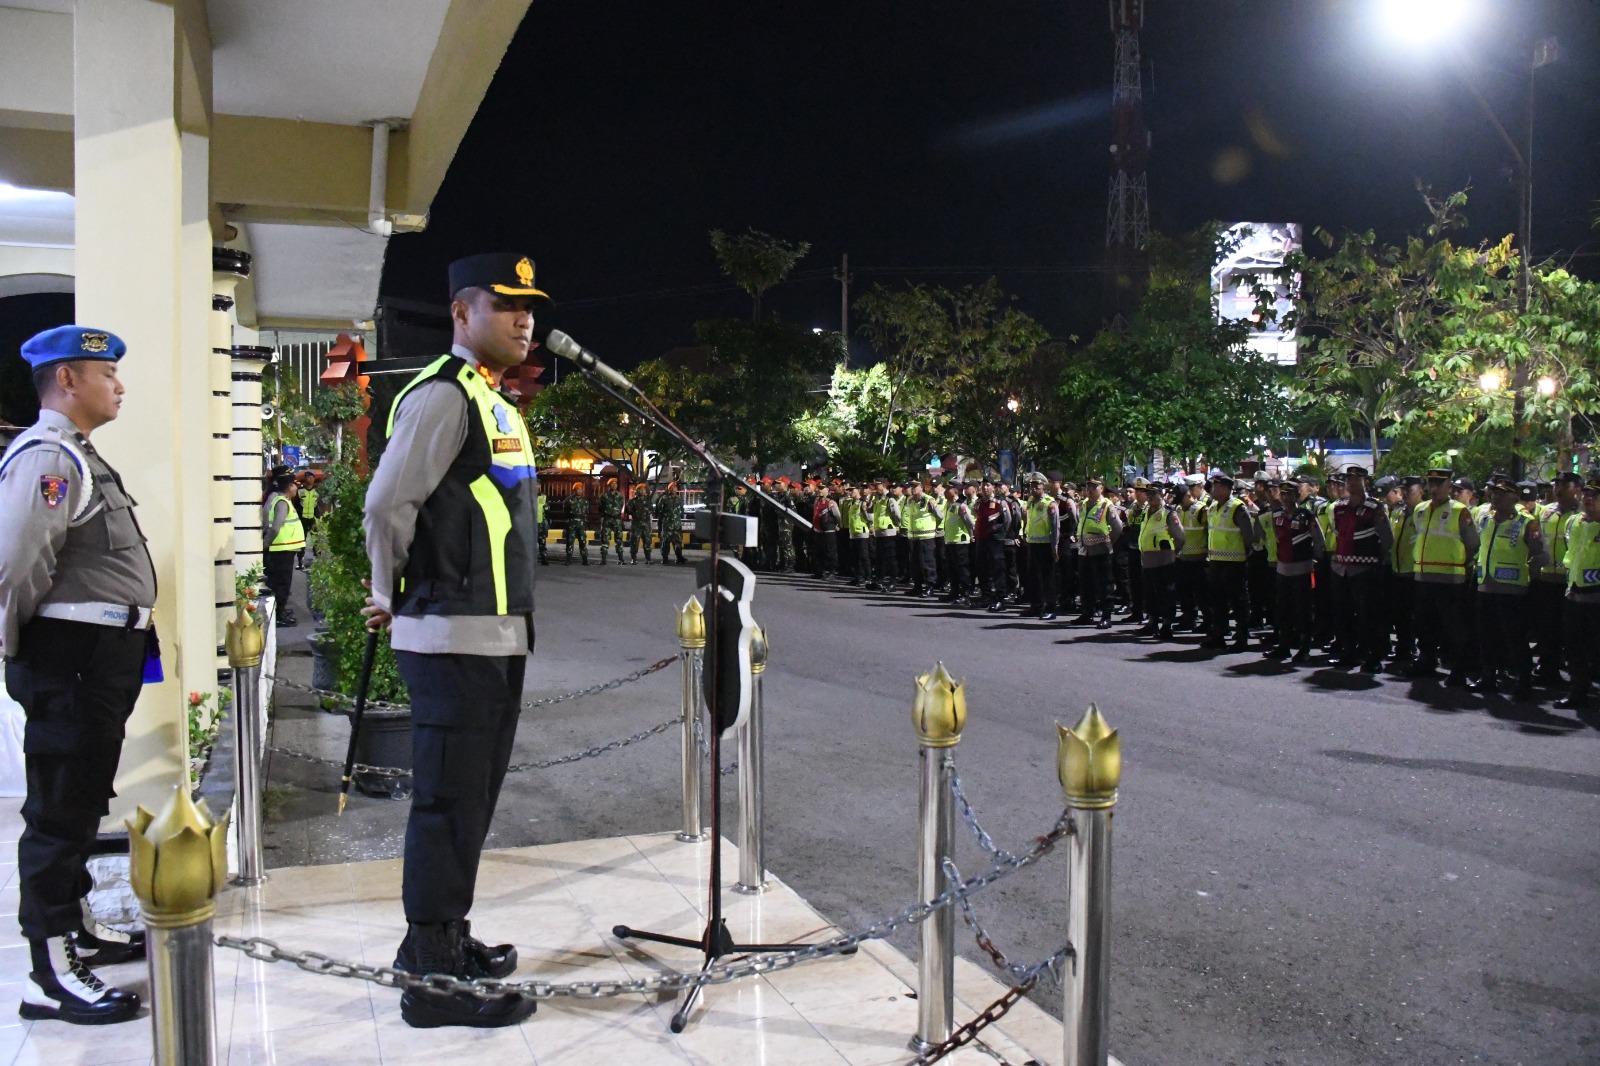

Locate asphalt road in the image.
[266,555,1600,1066]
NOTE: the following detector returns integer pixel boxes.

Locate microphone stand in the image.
[568,369,833,1034]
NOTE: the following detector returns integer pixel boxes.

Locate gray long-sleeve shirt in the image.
[0,410,157,655]
[365,345,532,656]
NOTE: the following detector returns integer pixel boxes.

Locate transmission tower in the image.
[1105,0,1151,313]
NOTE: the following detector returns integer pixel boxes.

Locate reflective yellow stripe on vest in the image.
[1179,501,1208,558]
[266,494,305,551]
[1208,498,1246,562]
[1413,499,1468,577]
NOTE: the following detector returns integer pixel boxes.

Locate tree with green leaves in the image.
[709,228,811,321]
[691,317,837,473]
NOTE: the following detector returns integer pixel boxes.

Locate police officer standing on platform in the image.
[0,327,153,1025]
[362,254,546,1029]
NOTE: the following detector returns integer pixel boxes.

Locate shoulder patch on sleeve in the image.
[39,475,67,508]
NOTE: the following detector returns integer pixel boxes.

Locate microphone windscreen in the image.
[544,330,582,359]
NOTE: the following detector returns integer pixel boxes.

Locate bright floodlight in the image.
[1479,370,1504,393]
[1378,0,1476,44]
[1536,375,1558,397]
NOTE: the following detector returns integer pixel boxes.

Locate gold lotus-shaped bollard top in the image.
[127,783,231,927]
[911,661,967,748]
[750,623,769,674]
[677,596,706,649]
[1057,704,1121,810]
[225,600,264,668]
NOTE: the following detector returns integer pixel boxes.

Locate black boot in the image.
[21,936,141,1025]
[73,915,146,968]
[395,922,535,1029]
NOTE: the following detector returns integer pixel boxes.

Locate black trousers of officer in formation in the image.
[1564,600,1599,699]
[1530,581,1567,678]
[977,539,1006,604]
[1274,572,1315,654]
[395,650,525,924]
[908,538,937,592]
[1330,566,1384,667]
[944,541,971,600]
[1412,581,1470,679]
[1025,543,1057,615]
[1078,553,1113,622]
[1141,562,1178,631]
[5,619,144,941]
[1387,572,1416,663]
[849,537,873,585]
[265,548,296,618]
[813,531,839,577]
[1176,559,1207,629]
[1476,592,1533,687]
[1207,561,1250,643]
[873,537,898,587]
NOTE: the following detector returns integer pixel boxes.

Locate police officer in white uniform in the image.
[0,326,154,1025]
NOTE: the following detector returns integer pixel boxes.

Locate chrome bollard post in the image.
[226,603,267,886]
[734,623,769,893]
[676,596,708,842]
[1059,704,1121,1066]
[129,785,229,1066]
[909,662,966,1054]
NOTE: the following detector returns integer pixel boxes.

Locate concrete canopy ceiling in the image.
[246,222,389,327]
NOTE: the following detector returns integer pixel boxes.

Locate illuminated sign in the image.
[1212,223,1301,366]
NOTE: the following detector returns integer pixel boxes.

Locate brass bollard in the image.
[1059,704,1121,1066]
[909,662,966,1054]
[734,623,768,893]
[128,784,230,1065]
[225,602,267,886]
[676,596,709,842]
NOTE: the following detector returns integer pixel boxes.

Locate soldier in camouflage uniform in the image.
[795,480,816,573]
[658,483,686,564]
[775,482,796,572]
[626,483,654,565]
[597,482,625,565]
[565,484,590,566]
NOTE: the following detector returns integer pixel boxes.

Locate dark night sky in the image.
[382,0,1600,367]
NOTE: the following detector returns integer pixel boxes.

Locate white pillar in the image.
[230,337,273,577]
[74,0,213,818]
[211,250,249,679]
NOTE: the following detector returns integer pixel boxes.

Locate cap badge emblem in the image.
[80,333,110,353]
[515,258,534,289]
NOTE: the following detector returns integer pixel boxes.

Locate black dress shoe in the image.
[1133,625,1159,637]
[1199,637,1226,649]
[1041,612,1058,621]
[1264,646,1289,660]
[1554,694,1592,710]
[1360,660,1383,675]
[1095,619,1112,630]
[395,922,534,1029]
[1291,648,1311,664]
[73,923,146,967]
[20,937,140,1026]
[1157,626,1175,639]
[1467,676,1498,694]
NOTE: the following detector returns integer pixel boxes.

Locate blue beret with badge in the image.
[21,325,127,370]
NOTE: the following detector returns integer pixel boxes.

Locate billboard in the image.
[1212,222,1301,365]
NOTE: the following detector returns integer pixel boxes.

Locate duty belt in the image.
[36,602,153,631]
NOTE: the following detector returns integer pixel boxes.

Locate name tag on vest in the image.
[493,437,522,454]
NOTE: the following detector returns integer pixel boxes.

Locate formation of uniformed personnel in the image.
[564,484,590,566]
[657,482,686,563]
[625,482,654,564]
[361,252,546,1028]
[0,326,153,1025]
[595,481,625,564]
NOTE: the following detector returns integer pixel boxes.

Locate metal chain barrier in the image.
[265,655,678,713]
[943,856,1071,990]
[950,769,1021,866]
[691,705,741,776]
[217,806,1075,1002]
[908,975,1040,1066]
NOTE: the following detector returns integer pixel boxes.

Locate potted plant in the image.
[305,458,412,797]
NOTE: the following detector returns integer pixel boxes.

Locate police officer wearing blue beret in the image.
[361,254,548,1029]
[0,327,153,1025]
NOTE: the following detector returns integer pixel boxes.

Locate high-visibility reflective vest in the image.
[942,501,971,544]
[385,355,539,617]
[1079,500,1113,550]
[905,496,939,539]
[1390,505,1417,575]
[872,496,898,535]
[1476,512,1533,587]
[1207,498,1247,562]
[265,493,305,552]
[1025,495,1057,543]
[1317,503,1336,552]
[1256,507,1279,564]
[1538,503,1579,581]
[299,487,319,520]
[847,498,871,536]
[1566,517,1600,590]
[1138,506,1175,552]
[1413,499,1469,577]
[537,493,546,524]
[1178,500,1208,559]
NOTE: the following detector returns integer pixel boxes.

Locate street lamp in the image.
[1377,0,1478,45]
[1536,375,1558,398]
[1478,370,1503,393]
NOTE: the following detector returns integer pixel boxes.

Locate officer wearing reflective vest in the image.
[362,253,546,1029]
[1267,475,1324,663]
[1176,474,1209,631]
[1532,471,1582,684]
[941,484,975,606]
[1328,465,1393,673]
[1072,477,1120,628]
[1556,471,1600,710]
[844,483,873,586]
[1023,473,1062,619]
[1406,468,1480,685]
[1203,472,1256,649]
[0,326,156,1025]
[1469,473,1548,695]
[262,466,304,628]
[1133,479,1184,638]
[902,481,942,597]
[869,480,900,591]
[1385,475,1424,667]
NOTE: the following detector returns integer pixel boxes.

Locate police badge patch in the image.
[39,475,66,508]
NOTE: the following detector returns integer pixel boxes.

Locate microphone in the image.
[535,326,635,393]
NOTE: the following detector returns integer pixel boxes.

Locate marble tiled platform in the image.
[0,808,1096,1066]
